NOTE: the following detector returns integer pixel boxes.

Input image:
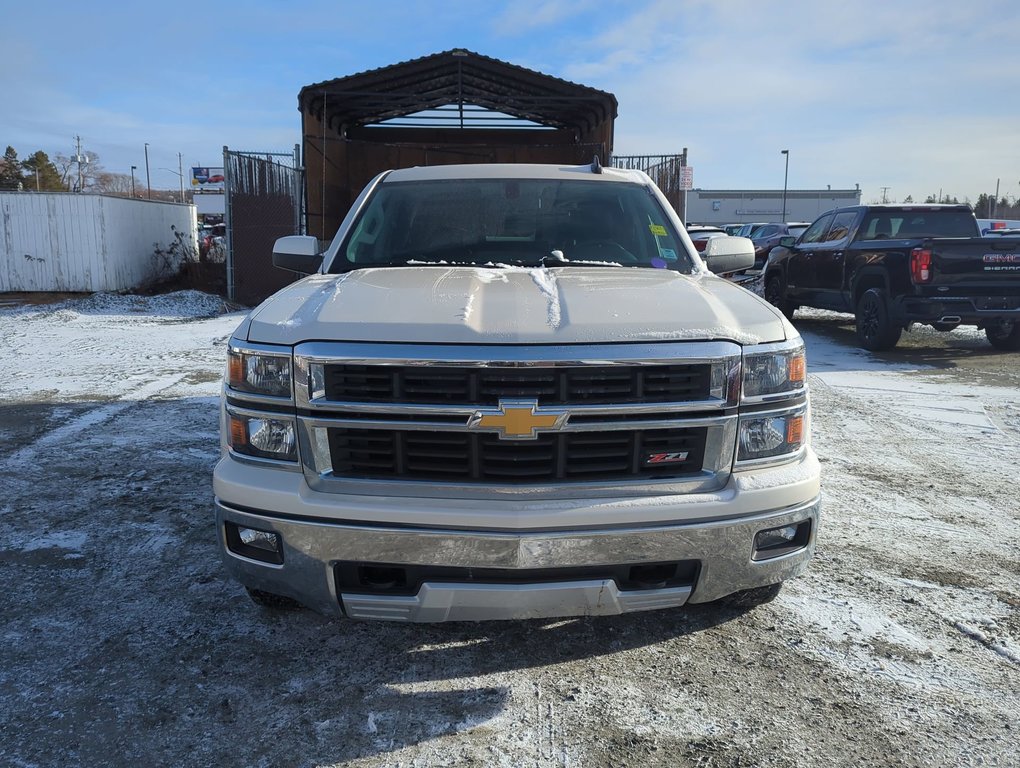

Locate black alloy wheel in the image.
[855,287,902,351]
[764,276,796,321]
[985,319,1020,351]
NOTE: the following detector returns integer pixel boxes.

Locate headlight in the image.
[228,413,298,462]
[228,346,292,398]
[737,405,806,462]
[742,342,805,400]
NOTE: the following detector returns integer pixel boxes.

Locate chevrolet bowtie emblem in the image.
[469,399,568,440]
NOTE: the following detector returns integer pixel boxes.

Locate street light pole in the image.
[144,143,151,200]
[130,165,137,198]
[781,149,790,221]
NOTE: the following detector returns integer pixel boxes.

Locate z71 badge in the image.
[645,451,689,465]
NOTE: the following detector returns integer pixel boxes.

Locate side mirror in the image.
[702,236,755,275]
[778,235,796,248]
[272,235,322,274]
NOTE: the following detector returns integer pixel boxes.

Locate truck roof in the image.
[837,203,974,213]
[384,162,648,184]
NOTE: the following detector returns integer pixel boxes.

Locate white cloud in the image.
[546,0,1020,202]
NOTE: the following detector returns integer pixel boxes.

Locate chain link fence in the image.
[224,146,303,306]
[611,153,688,219]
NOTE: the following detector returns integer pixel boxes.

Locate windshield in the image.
[329,178,696,273]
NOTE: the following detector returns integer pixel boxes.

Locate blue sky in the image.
[3,0,1018,205]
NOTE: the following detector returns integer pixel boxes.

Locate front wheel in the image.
[855,288,901,351]
[764,275,797,321]
[985,319,1020,351]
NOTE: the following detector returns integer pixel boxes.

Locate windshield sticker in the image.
[649,224,668,237]
[650,257,668,269]
[659,248,677,260]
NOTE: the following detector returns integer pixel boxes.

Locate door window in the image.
[824,211,858,242]
[799,214,833,244]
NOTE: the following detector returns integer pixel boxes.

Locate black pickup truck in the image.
[763,204,1020,350]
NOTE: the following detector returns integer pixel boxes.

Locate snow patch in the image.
[10,531,88,553]
[458,293,476,322]
[529,269,561,328]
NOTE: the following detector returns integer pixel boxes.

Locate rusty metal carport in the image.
[299,49,619,240]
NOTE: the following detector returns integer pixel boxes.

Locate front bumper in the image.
[214,493,821,622]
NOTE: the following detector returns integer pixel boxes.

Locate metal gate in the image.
[223,145,303,305]
[611,151,689,222]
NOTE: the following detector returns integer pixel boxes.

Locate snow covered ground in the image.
[0,293,1017,767]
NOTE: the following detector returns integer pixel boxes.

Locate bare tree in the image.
[93,172,136,197]
[54,150,103,192]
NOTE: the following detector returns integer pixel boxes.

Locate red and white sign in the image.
[680,166,694,190]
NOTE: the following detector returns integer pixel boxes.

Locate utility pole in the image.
[679,146,688,224]
[144,142,151,200]
[781,149,789,220]
[880,187,890,204]
[73,135,88,193]
[177,152,185,203]
[993,178,1000,217]
[130,165,137,198]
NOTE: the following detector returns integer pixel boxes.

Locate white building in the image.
[685,187,862,226]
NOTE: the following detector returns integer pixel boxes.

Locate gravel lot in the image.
[1,293,1018,767]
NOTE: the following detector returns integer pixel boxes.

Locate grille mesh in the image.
[328,427,708,483]
[323,364,712,405]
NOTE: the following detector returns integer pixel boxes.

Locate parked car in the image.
[200,223,226,261]
[764,204,1020,350]
[214,161,819,621]
[685,225,728,252]
[735,222,768,238]
[722,224,745,236]
[750,223,811,269]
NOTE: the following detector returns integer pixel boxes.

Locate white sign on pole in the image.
[680,166,694,190]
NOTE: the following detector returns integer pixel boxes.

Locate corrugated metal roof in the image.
[299,49,617,136]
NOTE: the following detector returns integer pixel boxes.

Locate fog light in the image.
[753,520,810,560]
[239,527,280,553]
[225,521,284,564]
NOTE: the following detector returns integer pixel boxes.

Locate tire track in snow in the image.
[6,375,185,469]
[953,622,1020,665]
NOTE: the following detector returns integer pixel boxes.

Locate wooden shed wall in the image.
[303,115,614,241]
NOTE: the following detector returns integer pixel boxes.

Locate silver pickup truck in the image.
[213,161,820,622]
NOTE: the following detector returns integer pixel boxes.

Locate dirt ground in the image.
[1,296,1017,767]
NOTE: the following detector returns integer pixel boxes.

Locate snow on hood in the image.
[242,267,790,346]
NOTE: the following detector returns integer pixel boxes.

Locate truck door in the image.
[812,210,860,309]
[786,213,833,300]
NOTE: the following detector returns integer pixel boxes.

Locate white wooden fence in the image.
[0,193,197,292]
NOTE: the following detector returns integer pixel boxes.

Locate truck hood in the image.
[243,266,789,346]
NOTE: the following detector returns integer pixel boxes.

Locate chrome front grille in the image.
[322,363,713,405]
[328,426,709,482]
[293,341,741,499]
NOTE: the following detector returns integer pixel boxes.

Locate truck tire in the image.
[722,582,783,608]
[855,288,901,351]
[984,319,1020,351]
[764,275,797,321]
